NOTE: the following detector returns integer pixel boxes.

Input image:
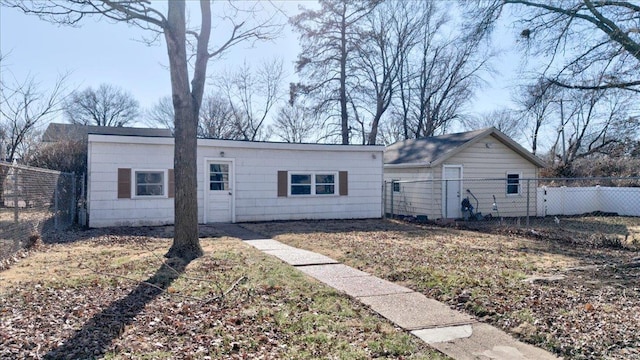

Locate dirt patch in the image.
[244,218,640,360]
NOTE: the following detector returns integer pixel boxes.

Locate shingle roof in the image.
[384,127,546,168]
[42,123,172,142]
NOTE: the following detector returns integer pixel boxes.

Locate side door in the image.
[443,165,462,219]
[205,160,233,223]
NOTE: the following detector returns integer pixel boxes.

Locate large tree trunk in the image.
[164,0,203,261]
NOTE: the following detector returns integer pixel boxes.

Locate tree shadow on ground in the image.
[40,224,225,245]
[44,257,191,359]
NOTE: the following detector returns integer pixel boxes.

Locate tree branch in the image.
[549,78,640,92]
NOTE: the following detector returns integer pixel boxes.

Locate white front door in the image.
[205,160,233,223]
[443,166,462,218]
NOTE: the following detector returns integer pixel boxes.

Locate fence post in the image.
[382,181,386,219]
[80,172,86,227]
[444,179,448,218]
[526,179,530,227]
[13,166,18,223]
[70,173,76,225]
[390,181,395,219]
[54,179,59,231]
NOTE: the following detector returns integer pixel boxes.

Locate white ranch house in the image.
[384,128,546,220]
[87,134,384,227]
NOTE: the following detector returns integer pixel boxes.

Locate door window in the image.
[209,164,229,191]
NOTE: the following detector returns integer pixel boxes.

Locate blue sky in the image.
[1,1,522,130]
[0,2,303,126]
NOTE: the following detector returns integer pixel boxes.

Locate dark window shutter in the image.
[168,169,175,198]
[277,171,288,197]
[339,171,348,196]
[117,168,131,199]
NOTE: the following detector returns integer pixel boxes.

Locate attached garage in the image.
[87,134,384,227]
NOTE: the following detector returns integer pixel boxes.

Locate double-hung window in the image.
[393,181,400,192]
[290,172,336,196]
[135,170,165,196]
[506,173,520,195]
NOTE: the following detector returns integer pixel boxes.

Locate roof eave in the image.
[384,162,432,169]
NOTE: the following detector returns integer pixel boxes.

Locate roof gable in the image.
[384,127,546,168]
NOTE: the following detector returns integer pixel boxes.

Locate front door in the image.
[443,166,462,218]
[205,161,233,223]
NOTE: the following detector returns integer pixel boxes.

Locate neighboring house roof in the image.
[42,123,172,142]
[384,127,546,168]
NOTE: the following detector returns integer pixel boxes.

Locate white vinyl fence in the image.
[538,186,640,217]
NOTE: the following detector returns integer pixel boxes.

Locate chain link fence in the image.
[384,177,640,246]
[0,162,76,262]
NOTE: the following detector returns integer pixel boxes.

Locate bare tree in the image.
[552,89,639,166]
[145,95,174,132]
[0,59,68,206]
[350,0,422,145]
[291,0,380,144]
[376,117,404,145]
[271,103,320,143]
[4,0,281,260]
[499,0,640,93]
[513,78,560,154]
[395,1,492,139]
[65,83,139,127]
[198,92,239,139]
[216,59,284,141]
[0,72,68,163]
[465,108,524,141]
[146,93,240,139]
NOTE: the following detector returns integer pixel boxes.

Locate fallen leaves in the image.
[245,218,640,360]
[0,233,440,359]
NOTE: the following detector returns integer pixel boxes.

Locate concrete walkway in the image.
[216,223,559,360]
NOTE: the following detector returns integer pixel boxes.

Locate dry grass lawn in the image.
[0,228,443,359]
[244,218,640,360]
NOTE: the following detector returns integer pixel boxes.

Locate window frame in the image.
[392,180,400,193]
[132,169,168,198]
[506,172,521,196]
[288,171,339,197]
[209,163,230,191]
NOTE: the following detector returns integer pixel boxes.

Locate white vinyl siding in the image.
[384,133,540,219]
[87,135,383,227]
[383,168,436,219]
[447,137,537,217]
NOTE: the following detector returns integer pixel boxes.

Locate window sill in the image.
[131,195,168,200]
[288,194,339,198]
